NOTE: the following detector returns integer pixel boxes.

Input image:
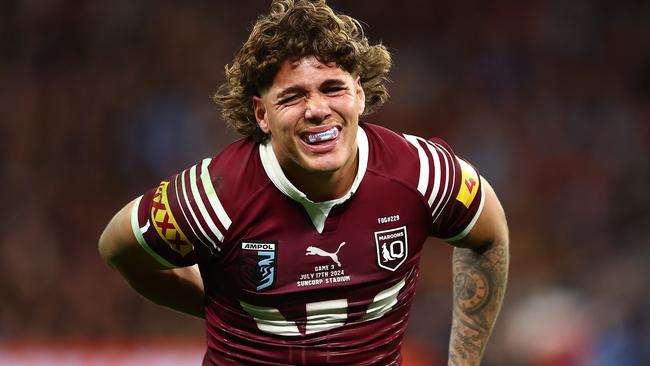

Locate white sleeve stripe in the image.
[444,176,486,242]
[404,134,429,195]
[430,143,449,219]
[188,163,225,242]
[130,195,177,269]
[405,135,454,220]
[422,141,442,208]
[177,171,220,251]
[200,158,232,230]
[432,143,455,222]
[430,142,456,223]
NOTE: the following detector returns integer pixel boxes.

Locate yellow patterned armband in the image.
[150,181,194,256]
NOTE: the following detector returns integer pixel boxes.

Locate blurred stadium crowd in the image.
[2,1,649,365]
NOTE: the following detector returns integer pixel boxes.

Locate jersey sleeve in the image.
[130,158,231,267]
[403,135,485,241]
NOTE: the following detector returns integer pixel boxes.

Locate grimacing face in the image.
[253,56,365,184]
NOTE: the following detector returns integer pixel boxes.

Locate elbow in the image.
[98,228,119,269]
[98,201,136,270]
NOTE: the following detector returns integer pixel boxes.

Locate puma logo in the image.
[306,242,346,267]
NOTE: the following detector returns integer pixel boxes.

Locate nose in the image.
[304,93,331,123]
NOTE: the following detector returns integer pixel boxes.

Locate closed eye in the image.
[322,86,347,95]
[320,78,349,95]
[278,94,302,105]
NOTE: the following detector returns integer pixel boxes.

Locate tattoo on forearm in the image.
[448,241,509,366]
[454,265,490,313]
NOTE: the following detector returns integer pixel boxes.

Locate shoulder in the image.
[162,137,268,247]
[361,122,419,177]
[208,137,262,188]
[129,138,269,266]
[361,122,456,187]
[205,138,269,220]
[361,122,414,155]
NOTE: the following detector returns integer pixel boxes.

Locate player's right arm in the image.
[98,199,205,318]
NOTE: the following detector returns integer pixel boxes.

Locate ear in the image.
[355,76,366,115]
[252,96,270,133]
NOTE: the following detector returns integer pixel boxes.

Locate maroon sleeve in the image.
[427,138,484,240]
[403,134,484,241]
[131,158,230,267]
[131,178,200,268]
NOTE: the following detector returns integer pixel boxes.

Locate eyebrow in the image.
[274,78,348,100]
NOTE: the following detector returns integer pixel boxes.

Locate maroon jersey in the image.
[131,122,484,365]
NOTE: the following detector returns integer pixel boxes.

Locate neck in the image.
[283,151,359,202]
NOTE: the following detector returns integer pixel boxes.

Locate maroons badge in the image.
[374,226,408,271]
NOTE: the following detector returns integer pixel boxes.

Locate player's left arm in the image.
[447,177,509,366]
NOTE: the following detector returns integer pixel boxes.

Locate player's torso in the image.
[200,174,430,365]
[192,124,434,365]
[133,122,480,364]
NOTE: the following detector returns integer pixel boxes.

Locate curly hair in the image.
[213,0,392,142]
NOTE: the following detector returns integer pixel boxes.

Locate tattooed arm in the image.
[448,178,509,366]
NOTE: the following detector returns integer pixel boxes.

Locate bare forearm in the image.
[116,264,206,318]
[448,239,509,365]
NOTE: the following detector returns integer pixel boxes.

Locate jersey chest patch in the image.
[374,226,408,271]
[240,240,278,291]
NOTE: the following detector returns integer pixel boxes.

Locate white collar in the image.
[259,126,369,233]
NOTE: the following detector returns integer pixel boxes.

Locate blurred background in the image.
[2,0,649,365]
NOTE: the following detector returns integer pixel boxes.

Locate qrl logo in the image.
[241,241,277,291]
[374,226,408,271]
